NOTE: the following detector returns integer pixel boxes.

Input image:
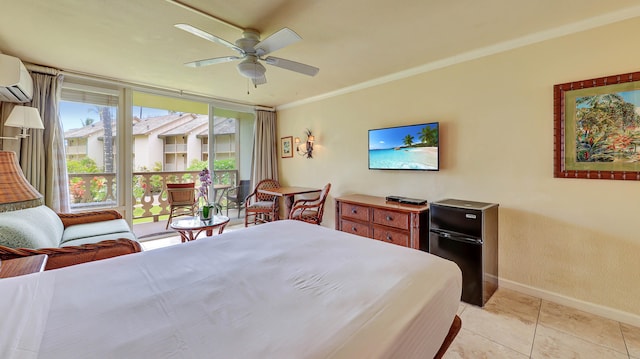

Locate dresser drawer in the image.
[340,219,370,237]
[372,226,410,247]
[341,203,370,222]
[372,209,409,230]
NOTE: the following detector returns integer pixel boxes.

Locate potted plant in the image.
[197,168,219,221]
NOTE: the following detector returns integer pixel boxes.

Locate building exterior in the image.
[64,113,237,171]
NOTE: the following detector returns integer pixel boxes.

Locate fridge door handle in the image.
[431,229,483,245]
[448,235,483,245]
[430,229,449,237]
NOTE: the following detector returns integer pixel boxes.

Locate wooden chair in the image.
[288,183,331,225]
[224,179,251,218]
[165,183,198,229]
[244,179,280,227]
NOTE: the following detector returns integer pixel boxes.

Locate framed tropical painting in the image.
[281,136,293,158]
[554,71,640,180]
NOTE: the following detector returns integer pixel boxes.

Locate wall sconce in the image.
[0,106,45,140]
[294,129,314,159]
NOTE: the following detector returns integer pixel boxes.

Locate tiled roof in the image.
[158,115,208,137]
[65,113,237,139]
[132,113,196,135]
[64,121,106,138]
[197,117,236,137]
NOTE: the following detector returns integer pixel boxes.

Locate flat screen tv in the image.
[368,122,439,171]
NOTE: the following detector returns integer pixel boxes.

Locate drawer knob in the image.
[386,215,393,221]
[351,208,357,214]
[386,234,393,242]
[352,226,357,232]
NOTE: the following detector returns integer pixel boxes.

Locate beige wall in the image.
[277,18,640,320]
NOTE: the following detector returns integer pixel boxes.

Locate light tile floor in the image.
[140,232,640,359]
[445,288,640,359]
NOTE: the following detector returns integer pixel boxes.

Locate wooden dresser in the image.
[335,194,429,251]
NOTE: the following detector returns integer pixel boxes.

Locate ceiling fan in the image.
[175,24,319,86]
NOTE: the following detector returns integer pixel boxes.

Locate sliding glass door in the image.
[59,81,256,238]
[130,92,255,236]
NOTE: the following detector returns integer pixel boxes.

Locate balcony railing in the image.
[164,144,188,152]
[68,170,238,222]
[201,144,236,154]
[66,145,87,155]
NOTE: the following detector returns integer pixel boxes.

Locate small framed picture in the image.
[281,136,293,158]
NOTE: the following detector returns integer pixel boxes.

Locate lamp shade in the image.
[4,106,44,130]
[0,151,43,212]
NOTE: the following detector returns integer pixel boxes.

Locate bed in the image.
[1,220,462,359]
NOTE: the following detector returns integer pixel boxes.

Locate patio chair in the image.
[165,182,198,229]
[244,179,280,227]
[224,179,251,218]
[288,183,331,225]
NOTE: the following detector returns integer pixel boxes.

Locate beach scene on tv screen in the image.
[369,123,439,170]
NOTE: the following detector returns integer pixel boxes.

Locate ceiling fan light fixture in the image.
[175,23,318,85]
[237,57,266,79]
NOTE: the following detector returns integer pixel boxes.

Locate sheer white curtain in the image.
[251,110,278,185]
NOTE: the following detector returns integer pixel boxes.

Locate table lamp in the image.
[0,151,43,212]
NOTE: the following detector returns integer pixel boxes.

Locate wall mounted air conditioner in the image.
[0,54,33,103]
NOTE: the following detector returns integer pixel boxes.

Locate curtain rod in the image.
[22,60,273,113]
[25,62,61,76]
[55,68,274,112]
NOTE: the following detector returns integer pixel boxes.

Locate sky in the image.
[576,90,640,109]
[368,123,436,150]
[59,101,169,131]
[619,90,640,106]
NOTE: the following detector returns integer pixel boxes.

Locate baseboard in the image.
[499,278,640,327]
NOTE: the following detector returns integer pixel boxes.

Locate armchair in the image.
[288,183,331,225]
[224,179,251,218]
[165,182,198,229]
[244,179,280,227]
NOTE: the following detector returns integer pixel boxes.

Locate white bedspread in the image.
[0,220,461,359]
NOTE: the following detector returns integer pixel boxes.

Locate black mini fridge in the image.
[429,199,498,306]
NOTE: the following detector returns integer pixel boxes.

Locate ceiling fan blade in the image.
[184,56,241,68]
[252,75,267,86]
[264,56,319,77]
[255,28,301,56]
[175,24,244,55]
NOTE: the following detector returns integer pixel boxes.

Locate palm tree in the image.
[419,126,438,146]
[89,106,114,172]
[100,107,114,173]
[81,118,95,127]
[575,93,640,162]
[576,93,624,109]
[403,134,414,147]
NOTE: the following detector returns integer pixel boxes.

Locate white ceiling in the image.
[1,0,639,108]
